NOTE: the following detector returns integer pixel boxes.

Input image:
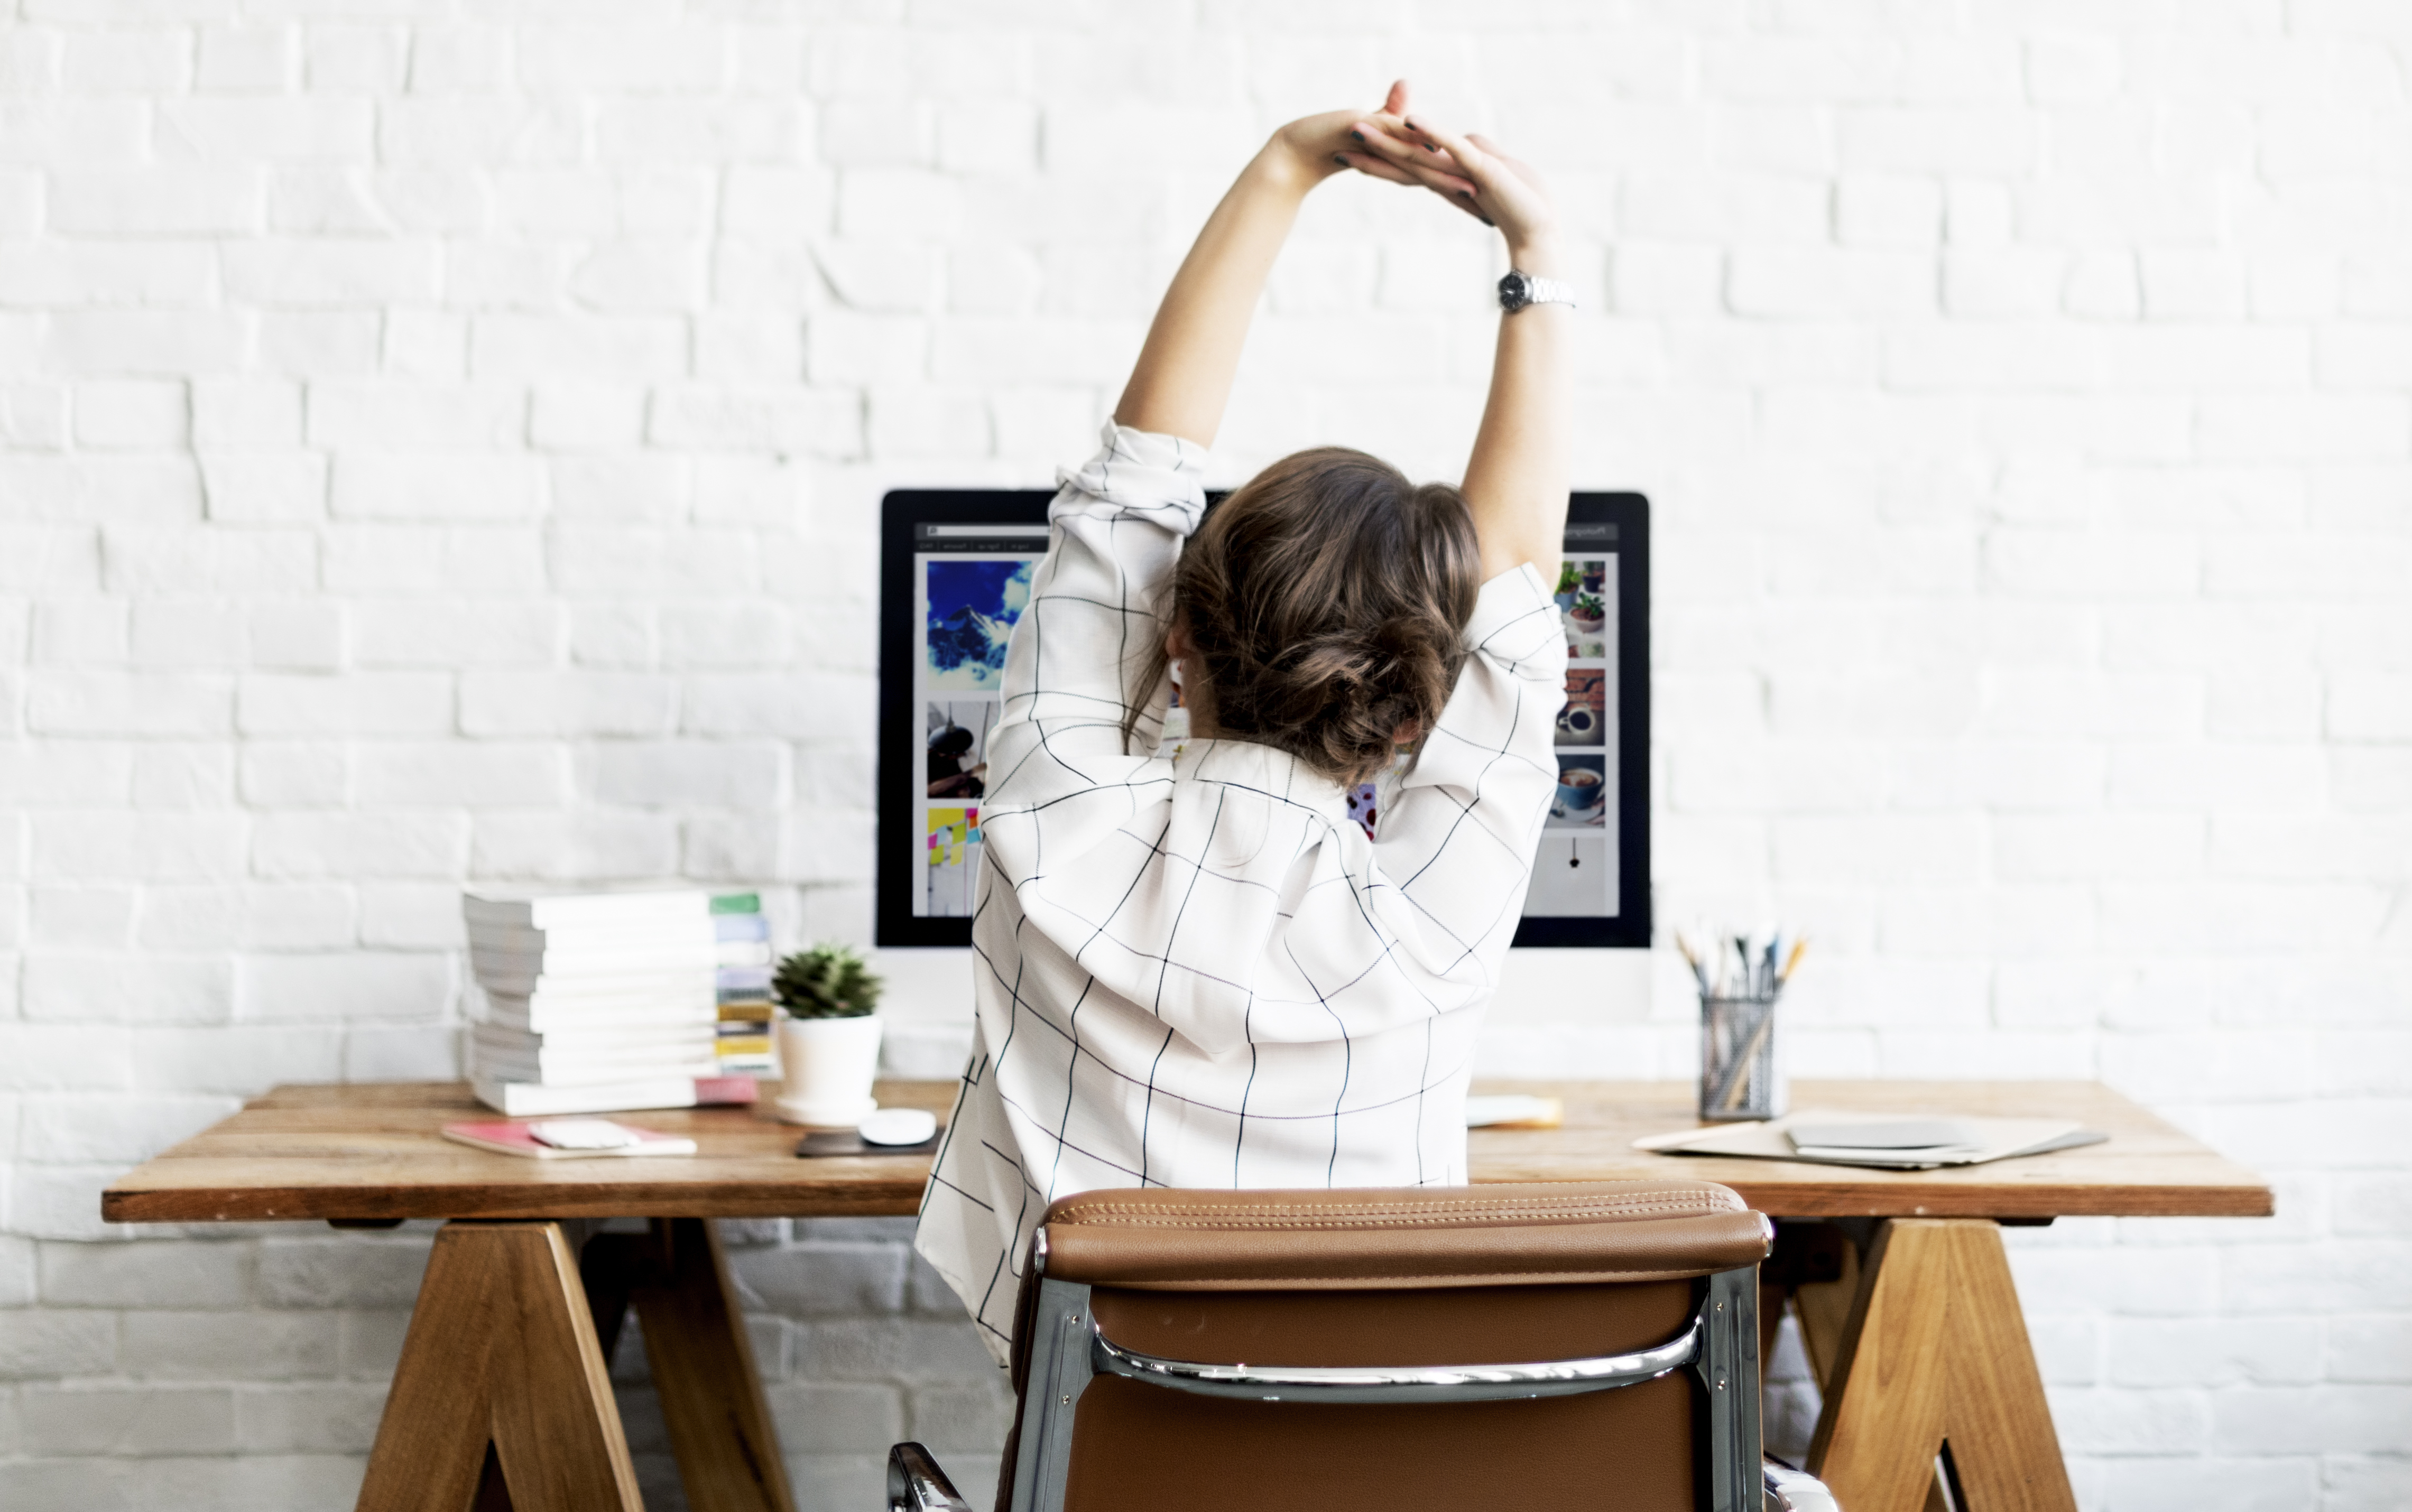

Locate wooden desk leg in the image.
[358,1221,643,1512]
[1807,1219,2077,1512]
[586,1218,796,1512]
[1789,1231,1859,1388]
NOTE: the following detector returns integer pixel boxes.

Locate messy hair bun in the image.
[1129,447,1482,789]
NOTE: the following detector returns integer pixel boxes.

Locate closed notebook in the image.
[479,990,719,1033]
[1633,1110,2109,1170]
[441,1120,698,1159]
[468,1073,757,1118]
[467,1040,722,1088]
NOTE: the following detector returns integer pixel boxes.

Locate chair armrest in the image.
[1765,1459,1841,1511]
[888,1442,975,1512]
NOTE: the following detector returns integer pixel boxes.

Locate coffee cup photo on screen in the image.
[1552,755,1607,825]
[1556,668,1607,748]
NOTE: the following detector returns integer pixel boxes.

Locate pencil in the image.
[1778,937,1808,985]
[1674,931,1712,995]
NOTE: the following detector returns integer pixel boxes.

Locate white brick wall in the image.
[0,3,2406,1509]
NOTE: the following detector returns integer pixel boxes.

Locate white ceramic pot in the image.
[772,1015,884,1127]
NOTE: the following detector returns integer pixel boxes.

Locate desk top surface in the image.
[100,1077,2273,1225]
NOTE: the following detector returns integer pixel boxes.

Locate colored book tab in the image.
[709,892,761,915]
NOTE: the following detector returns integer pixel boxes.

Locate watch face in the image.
[1499,271,1531,310]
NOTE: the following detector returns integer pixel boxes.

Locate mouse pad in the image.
[794,1130,942,1158]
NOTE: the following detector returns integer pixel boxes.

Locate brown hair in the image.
[1126,447,1482,788]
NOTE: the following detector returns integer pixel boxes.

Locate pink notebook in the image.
[441,1120,698,1159]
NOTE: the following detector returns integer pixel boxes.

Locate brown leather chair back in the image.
[995,1181,1773,1512]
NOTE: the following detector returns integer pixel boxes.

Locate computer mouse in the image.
[858,1107,939,1147]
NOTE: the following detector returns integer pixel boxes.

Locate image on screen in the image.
[911,527,1045,917]
[1522,539,1620,920]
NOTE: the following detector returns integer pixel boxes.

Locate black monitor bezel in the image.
[876,488,1650,950]
[1515,491,1651,949]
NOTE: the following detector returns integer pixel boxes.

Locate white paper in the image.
[1633,1110,2097,1170]
[529,1118,644,1151]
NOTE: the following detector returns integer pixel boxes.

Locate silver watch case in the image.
[1498,269,1572,313]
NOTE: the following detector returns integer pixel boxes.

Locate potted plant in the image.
[770,943,885,1127]
[1554,561,1581,611]
[1569,590,1606,637]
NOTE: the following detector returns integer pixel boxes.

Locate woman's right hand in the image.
[1339,105,1560,265]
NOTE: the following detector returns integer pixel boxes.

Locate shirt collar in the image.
[1171,738,1357,826]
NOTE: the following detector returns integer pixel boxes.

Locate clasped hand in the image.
[1268,80,1558,258]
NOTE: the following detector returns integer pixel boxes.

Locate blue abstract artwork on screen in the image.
[925,559,1034,691]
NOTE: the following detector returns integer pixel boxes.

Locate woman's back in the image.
[913,426,1566,1360]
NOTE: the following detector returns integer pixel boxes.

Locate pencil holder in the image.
[1698,995,1784,1122]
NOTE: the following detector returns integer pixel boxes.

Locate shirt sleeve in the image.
[1370,562,1569,958]
[980,422,1208,814]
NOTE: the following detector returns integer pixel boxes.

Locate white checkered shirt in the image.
[913,423,1569,1363]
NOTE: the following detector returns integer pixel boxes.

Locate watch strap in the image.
[1500,270,1576,312]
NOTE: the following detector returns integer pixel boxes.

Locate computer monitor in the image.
[876,490,1650,949]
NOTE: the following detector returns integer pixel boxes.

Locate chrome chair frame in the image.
[888,1224,1841,1512]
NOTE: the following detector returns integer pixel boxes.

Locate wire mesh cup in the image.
[1698,994,1785,1121]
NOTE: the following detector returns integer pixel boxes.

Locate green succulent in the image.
[773,944,882,1020]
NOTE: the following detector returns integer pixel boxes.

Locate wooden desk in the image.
[1466,1078,2272,1219]
[105,1079,2270,1512]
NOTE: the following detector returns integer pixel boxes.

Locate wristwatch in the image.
[1498,269,1576,313]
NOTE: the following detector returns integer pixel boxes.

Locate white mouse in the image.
[858,1107,938,1147]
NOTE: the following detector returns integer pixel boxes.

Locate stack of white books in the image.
[464,889,760,1117]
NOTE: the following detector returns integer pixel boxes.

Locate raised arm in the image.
[1114,84,1413,448]
[1344,115,1569,582]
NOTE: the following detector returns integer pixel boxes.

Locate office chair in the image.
[885,1180,1841,1512]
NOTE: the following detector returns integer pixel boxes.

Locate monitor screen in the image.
[878,491,1649,948]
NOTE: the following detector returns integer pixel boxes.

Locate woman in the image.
[914,82,1572,1363]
